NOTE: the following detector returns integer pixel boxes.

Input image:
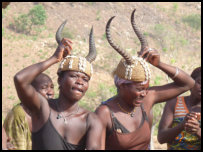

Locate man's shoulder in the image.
[10,103,25,117]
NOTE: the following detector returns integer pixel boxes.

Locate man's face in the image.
[191,76,201,100]
[35,78,55,99]
[59,71,90,102]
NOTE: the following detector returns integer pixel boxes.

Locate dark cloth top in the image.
[32,110,86,150]
[101,99,151,150]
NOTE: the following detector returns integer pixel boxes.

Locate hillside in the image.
[2,2,201,150]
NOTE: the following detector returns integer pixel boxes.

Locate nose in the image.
[140,90,147,97]
[75,77,84,85]
[47,87,54,95]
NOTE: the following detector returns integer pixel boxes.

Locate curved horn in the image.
[56,20,67,44]
[106,16,134,65]
[131,9,148,53]
[86,26,97,63]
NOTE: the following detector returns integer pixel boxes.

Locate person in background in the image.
[158,67,201,150]
[3,73,54,150]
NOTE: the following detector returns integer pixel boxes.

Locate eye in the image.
[70,74,77,78]
[83,77,89,82]
[42,86,48,89]
[124,83,132,87]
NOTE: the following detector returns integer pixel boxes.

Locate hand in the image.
[184,112,200,135]
[52,38,73,62]
[7,138,16,150]
[139,47,160,67]
[61,38,73,56]
[185,112,198,121]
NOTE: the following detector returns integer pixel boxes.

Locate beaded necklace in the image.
[117,102,136,117]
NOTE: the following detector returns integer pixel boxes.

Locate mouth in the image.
[134,98,143,104]
[72,87,83,94]
[47,95,53,99]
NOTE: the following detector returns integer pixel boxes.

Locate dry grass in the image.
[2,2,201,150]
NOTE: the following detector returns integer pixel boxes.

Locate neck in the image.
[116,95,135,112]
[188,95,201,107]
[57,95,79,113]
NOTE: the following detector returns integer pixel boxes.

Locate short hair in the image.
[31,73,52,89]
[191,67,201,80]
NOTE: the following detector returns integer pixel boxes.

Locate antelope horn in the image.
[56,20,67,44]
[106,16,134,65]
[86,26,97,63]
[131,9,148,54]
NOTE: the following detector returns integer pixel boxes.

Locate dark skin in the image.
[95,48,195,149]
[31,73,55,100]
[14,39,102,149]
[2,74,54,150]
[21,74,55,132]
[158,75,201,144]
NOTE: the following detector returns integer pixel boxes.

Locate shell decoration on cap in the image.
[106,9,151,83]
[56,20,97,78]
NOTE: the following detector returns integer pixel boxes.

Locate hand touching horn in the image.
[61,38,73,56]
[140,47,160,67]
[52,40,72,63]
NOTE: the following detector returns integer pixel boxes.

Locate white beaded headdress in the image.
[106,9,151,83]
[56,20,96,78]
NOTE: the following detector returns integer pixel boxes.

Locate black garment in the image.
[32,113,86,150]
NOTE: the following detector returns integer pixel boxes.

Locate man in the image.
[3,73,54,150]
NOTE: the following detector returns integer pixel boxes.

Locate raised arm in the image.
[14,40,72,115]
[141,48,195,104]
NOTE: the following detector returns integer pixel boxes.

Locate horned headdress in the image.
[57,20,97,78]
[106,9,151,83]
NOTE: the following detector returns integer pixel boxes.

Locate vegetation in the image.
[182,14,201,30]
[10,4,47,35]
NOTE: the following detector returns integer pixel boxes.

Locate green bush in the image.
[182,14,201,30]
[28,5,47,26]
[12,4,47,34]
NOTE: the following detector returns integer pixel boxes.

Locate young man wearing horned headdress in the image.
[13,21,102,150]
[95,9,195,150]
